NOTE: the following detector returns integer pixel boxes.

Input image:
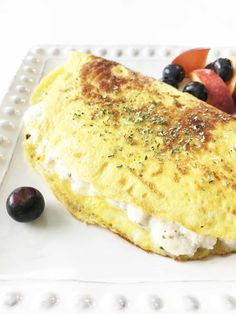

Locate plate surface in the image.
[1,45,236,314]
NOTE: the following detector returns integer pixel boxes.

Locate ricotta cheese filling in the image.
[24,103,44,144]
[25,103,236,257]
[42,153,222,257]
[35,147,236,257]
[107,199,217,256]
[44,151,97,196]
[24,102,44,124]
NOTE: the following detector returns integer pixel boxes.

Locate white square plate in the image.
[1,45,236,314]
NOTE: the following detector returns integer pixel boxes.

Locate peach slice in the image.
[172,48,210,75]
[189,69,236,114]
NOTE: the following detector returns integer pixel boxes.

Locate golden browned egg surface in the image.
[24,52,236,260]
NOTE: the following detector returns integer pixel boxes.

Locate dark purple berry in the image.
[205,62,214,70]
[183,81,208,101]
[6,187,45,222]
[213,58,233,81]
[160,77,178,88]
[162,64,185,83]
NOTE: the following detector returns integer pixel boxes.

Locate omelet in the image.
[23,52,236,260]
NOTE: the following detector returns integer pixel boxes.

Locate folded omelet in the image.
[23,52,236,260]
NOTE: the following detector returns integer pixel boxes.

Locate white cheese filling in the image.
[107,199,217,256]
[43,150,97,196]
[149,217,216,256]
[24,102,44,124]
[25,103,236,257]
[39,149,236,257]
[41,149,218,257]
[23,102,44,144]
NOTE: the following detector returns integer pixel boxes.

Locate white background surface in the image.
[0,0,236,100]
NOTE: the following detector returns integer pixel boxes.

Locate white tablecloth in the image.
[0,0,235,98]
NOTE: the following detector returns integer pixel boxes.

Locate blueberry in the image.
[205,62,214,70]
[162,64,185,83]
[6,187,45,222]
[183,81,208,101]
[213,58,233,81]
[160,77,178,88]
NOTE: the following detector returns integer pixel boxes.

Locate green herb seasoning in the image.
[208,178,214,183]
[171,147,179,154]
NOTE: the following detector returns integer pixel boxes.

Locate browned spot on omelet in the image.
[118,177,126,185]
[141,180,165,198]
[98,161,109,174]
[81,82,95,98]
[158,103,233,153]
[225,182,236,191]
[173,172,180,183]
[129,72,154,90]
[151,167,164,177]
[179,104,232,141]
[199,207,207,214]
[127,186,134,195]
[223,164,234,173]
[194,182,206,192]
[232,184,236,191]
[80,57,127,93]
[74,152,83,158]
[176,162,189,175]
[208,170,236,191]
[175,102,184,108]
[80,57,152,100]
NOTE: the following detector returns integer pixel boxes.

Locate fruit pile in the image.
[160,48,236,114]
